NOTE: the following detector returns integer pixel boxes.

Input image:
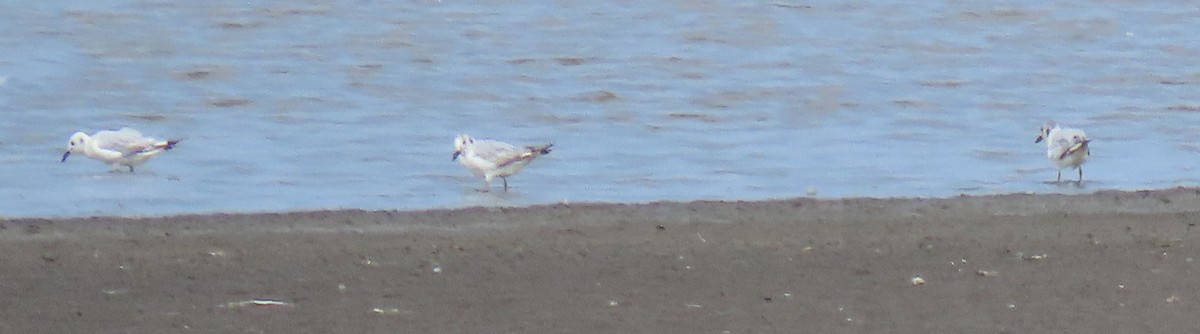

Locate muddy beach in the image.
[3,188,1200,332]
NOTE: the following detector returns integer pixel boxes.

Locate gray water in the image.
[1,0,1198,218]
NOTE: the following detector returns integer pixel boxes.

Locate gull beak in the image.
[1034,135,1044,143]
[61,150,71,162]
[452,150,461,161]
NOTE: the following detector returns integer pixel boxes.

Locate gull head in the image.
[61,132,89,162]
[1034,121,1058,143]
[452,134,474,160]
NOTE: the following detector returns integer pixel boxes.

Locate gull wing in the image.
[92,128,159,156]
[1059,140,1089,159]
[470,139,522,164]
[494,143,553,168]
[1049,127,1089,160]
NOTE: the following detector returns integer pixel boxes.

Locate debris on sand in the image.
[218,299,293,309]
[910,275,926,286]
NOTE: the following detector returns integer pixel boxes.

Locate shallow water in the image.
[1,0,1198,217]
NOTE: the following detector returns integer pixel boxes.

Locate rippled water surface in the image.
[1,0,1198,217]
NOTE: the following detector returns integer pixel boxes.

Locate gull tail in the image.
[160,139,182,151]
[526,143,553,156]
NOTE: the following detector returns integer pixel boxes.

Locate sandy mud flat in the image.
[3,188,1200,332]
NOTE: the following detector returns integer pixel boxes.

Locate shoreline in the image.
[9,186,1200,222]
[2,188,1199,332]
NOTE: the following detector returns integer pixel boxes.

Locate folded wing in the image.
[92,128,162,157]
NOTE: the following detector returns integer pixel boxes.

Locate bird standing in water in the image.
[62,127,181,172]
[452,134,553,191]
[1035,121,1090,183]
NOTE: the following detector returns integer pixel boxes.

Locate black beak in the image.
[452,150,461,160]
[61,151,71,162]
[1034,135,1043,143]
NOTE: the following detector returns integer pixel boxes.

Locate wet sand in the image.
[3,188,1200,332]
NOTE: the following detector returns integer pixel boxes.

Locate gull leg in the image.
[1078,167,1083,184]
[129,165,135,173]
[478,176,492,192]
[501,176,509,191]
[1056,170,1062,183]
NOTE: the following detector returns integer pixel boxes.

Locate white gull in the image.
[1035,121,1090,183]
[61,127,180,172]
[452,134,553,191]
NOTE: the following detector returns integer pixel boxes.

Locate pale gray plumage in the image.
[1035,121,1090,183]
[452,134,552,191]
[62,127,180,172]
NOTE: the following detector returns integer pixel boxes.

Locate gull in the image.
[452,134,553,191]
[61,127,181,172]
[1035,121,1090,183]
